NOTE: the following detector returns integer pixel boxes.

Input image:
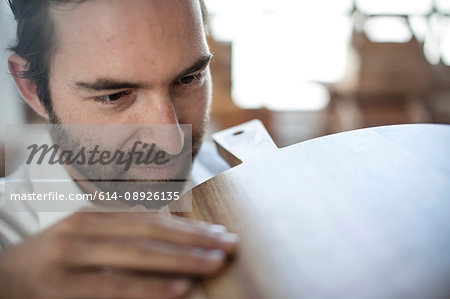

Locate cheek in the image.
[48,83,80,123]
[175,78,211,128]
[48,60,78,122]
[51,95,101,124]
[49,74,97,123]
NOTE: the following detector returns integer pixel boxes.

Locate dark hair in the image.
[7,0,209,115]
[8,0,56,113]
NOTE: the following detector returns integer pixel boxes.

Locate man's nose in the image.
[133,92,184,155]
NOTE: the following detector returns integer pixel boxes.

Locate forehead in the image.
[49,0,207,82]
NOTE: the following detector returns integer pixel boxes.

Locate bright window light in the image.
[205,0,351,111]
[364,17,413,43]
[204,0,448,111]
[356,0,432,15]
[230,12,349,110]
[210,15,240,42]
[267,0,353,15]
[436,0,450,14]
[439,18,450,65]
[233,82,330,111]
[205,0,353,16]
[204,0,240,16]
[408,16,428,42]
[424,34,441,65]
[424,15,446,65]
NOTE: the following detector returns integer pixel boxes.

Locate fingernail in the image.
[220,233,239,244]
[206,249,225,260]
[209,224,227,233]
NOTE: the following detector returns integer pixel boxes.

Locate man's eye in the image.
[178,73,204,85]
[94,90,131,103]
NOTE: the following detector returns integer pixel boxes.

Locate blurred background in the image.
[1,0,450,176]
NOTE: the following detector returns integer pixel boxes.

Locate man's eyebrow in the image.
[75,79,148,92]
[178,54,213,77]
[74,54,213,92]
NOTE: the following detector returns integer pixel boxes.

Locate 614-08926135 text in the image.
[9,191,180,202]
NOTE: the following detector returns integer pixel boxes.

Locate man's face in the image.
[44,0,211,188]
[48,0,211,126]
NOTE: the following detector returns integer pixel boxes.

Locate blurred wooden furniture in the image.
[176,123,450,299]
[345,33,432,97]
[327,31,436,133]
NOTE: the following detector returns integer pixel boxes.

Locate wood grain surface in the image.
[171,123,450,299]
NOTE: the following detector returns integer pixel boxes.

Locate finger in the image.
[59,212,238,255]
[60,271,192,299]
[61,237,227,275]
[102,212,238,254]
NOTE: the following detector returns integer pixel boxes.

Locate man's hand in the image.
[0,210,238,299]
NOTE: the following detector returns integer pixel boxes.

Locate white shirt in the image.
[0,141,229,249]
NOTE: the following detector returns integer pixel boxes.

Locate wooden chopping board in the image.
[171,120,450,299]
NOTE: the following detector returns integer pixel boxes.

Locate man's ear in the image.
[8,53,49,119]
